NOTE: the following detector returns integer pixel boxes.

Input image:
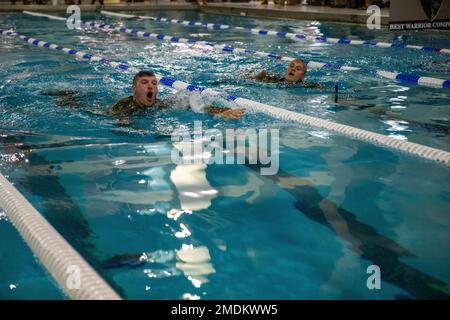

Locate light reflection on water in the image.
[0,11,449,299]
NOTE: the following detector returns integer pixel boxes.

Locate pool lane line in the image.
[83,21,450,89]
[0,173,121,300]
[22,11,450,90]
[23,10,67,21]
[2,29,450,166]
[100,10,450,55]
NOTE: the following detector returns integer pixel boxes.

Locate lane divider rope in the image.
[22,11,450,89]
[1,28,449,165]
[0,172,121,300]
[100,10,450,55]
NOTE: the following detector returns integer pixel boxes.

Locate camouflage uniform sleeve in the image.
[108,96,134,117]
[254,71,283,83]
[254,70,268,81]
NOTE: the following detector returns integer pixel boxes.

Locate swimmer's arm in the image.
[254,71,281,83]
[205,106,245,120]
[253,70,268,81]
[238,70,262,79]
[241,70,269,81]
[40,90,78,97]
[40,90,82,107]
[152,95,244,119]
[107,104,126,117]
[239,70,281,83]
[160,96,245,120]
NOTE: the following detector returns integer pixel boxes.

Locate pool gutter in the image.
[200,3,390,25]
[0,3,198,13]
[0,3,390,26]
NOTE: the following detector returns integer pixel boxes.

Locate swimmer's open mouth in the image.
[147,91,153,99]
[288,72,294,77]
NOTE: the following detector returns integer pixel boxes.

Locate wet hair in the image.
[132,71,156,87]
[291,59,306,69]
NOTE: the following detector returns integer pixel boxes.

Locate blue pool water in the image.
[0,11,449,299]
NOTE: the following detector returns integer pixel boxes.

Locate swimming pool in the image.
[0,10,449,300]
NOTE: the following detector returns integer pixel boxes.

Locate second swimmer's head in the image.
[284,59,307,83]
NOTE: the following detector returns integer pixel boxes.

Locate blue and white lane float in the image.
[1,29,450,165]
[100,10,450,55]
[21,11,450,89]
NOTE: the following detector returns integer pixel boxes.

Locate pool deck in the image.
[0,3,196,12]
[202,3,389,25]
[0,2,390,25]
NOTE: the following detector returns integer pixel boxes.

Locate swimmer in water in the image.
[108,71,245,120]
[250,59,325,89]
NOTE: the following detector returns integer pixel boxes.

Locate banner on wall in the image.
[389,0,450,30]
